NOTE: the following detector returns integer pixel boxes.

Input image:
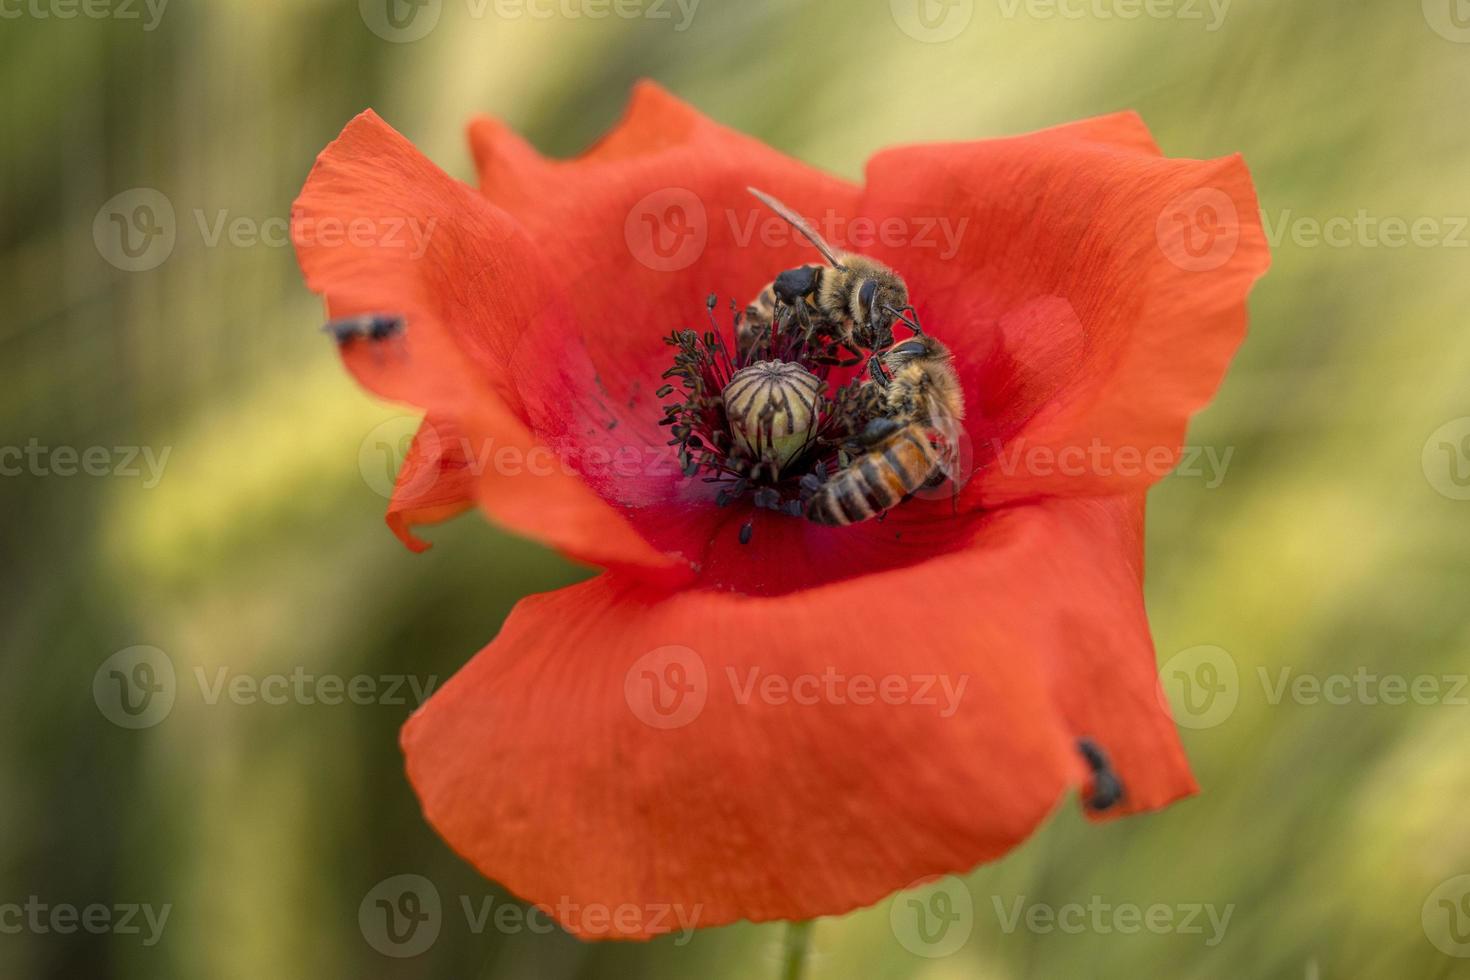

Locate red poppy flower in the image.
[293,82,1267,939]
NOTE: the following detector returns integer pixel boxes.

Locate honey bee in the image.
[738,188,918,361]
[803,332,966,526]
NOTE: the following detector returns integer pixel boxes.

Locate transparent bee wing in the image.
[925,392,964,481]
[747,187,846,269]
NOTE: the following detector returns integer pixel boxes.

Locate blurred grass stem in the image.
[780,919,814,980]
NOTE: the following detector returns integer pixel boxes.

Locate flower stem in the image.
[780,919,815,980]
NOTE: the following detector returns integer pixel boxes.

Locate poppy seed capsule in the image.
[722,360,822,472]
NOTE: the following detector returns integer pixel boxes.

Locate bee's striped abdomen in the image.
[745,285,777,322]
[803,427,938,526]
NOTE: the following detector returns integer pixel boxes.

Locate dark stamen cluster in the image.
[659,296,880,535]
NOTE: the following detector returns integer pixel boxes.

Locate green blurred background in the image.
[4,0,1470,977]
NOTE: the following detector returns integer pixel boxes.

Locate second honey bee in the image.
[738,187,919,361]
[803,332,967,526]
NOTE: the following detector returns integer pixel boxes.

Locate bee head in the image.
[847,264,909,349]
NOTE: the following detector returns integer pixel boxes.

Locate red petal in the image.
[384,416,475,553]
[293,111,687,579]
[401,495,1190,937]
[859,112,1269,503]
[467,83,864,511]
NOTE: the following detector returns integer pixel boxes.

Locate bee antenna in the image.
[747,186,846,269]
[884,305,924,335]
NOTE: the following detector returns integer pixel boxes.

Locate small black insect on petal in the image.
[324,313,404,345]
[1077,737,1125,812]
[738,521,754,545]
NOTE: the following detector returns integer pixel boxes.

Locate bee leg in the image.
[868,355,891,388]
[808,352,864,368]
[773,266,820,307]
[821,339,864,368]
